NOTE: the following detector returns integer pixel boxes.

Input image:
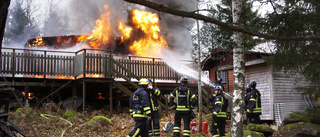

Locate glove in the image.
[212,113,217,120]
[172,104,177,110]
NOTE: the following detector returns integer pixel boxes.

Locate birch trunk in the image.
[231,0,246,136]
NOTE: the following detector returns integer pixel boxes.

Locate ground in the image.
[10,102,232,137]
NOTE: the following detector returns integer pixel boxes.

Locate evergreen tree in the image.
[43,11,63,36]
[4,0,39,44]
[43,6,70,36]
[4,0,28,43]
[263,0,320,95]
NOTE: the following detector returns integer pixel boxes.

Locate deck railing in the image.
[1,48,197,81]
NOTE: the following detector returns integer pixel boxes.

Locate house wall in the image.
[227,70,234,92]
[272,68,310,125]
[245,63,273,120]
[272,69,310,104]
[210,68,216,83]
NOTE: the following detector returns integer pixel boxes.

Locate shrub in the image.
[88,116,111,126]
[62,110,78,119]
[295,108,320,125]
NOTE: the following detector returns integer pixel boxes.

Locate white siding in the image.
[272,69,310,104]
[245,63,273,120]
[272,69,310,125]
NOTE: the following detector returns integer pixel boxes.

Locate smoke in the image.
[150,0,198,60]
[65,0,140,36]
[64,0,197,59]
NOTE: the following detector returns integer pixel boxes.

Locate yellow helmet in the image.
[139,78,148,85]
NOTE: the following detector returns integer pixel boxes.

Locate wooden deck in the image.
[0,48,211,114]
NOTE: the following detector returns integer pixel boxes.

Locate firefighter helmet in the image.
[139,79,149,85]
[180,76,188,83]
[249,80,257,88]
[147,79,153,83]
[215,85,223,91]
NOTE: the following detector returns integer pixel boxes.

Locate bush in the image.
[15,107,38,122]
[88,116,111,126]
[295,108,320,125]
[62,110,78,119]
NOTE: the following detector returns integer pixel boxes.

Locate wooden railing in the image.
[0,48,197,81]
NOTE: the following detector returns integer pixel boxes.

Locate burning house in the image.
[1,1,204,114]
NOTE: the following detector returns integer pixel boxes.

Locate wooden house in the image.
[202,48,311,125]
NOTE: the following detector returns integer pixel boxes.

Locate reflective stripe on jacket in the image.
[149,88,161,111]
[212,94,227,118]
[129,87,151,118]
[169,85,197,112]
[246,89,261,114]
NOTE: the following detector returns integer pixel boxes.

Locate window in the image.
[217,71,227,83]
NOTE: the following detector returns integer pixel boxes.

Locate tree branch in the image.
[124,0,320,41]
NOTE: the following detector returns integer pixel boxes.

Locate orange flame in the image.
[118,22,132,39]
[129,9,168,57]
[78,5,112,49]
[28,34,45,47]
[28,6,168,58]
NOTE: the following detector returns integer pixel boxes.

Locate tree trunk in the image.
[0,0,11,53]
[230,0,246,136]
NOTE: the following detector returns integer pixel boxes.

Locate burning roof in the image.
[26,6,168,57]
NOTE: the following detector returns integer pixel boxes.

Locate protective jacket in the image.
[246,89,261,115]
[169,85,197,112]
[212,93,228,118]
[129,87,151,119]
[148,87,161,112]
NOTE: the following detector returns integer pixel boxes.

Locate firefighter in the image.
[210,77,225,104]
[146,79,161,136]
[210,85,228,137]
[169,76,197,137]
[246,80,261,124]
[128,79,152,137]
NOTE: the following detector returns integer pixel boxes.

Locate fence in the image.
[0,48,197,81]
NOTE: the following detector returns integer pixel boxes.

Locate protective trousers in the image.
[210,117,226,137]
[247,113,260,124]
[127,118,149,137]
[147,111,160,136]
[173,111,191,137]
